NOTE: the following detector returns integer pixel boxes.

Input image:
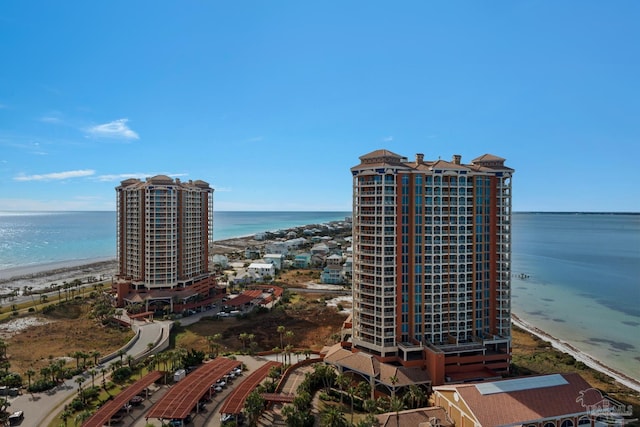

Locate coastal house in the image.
[342,256,352,276]
[244,247,261,260]
[310,253,326,268]
[263,254,284,270]
[293,253,311,268]
[285,237,307,249]
[320,264,343,284]
[285,231,297,239]
[230,270,260,286]
[311,243,330,255]
[265,241,288,256]
[247,262,276,279]
[432,373,602,427]
[326,254,343,266]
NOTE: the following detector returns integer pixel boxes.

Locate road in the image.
[7,317,170,426]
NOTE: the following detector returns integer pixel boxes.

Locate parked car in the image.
[129,395,144,406]
[8,411,24,425]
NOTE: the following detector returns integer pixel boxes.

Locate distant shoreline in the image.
[0,257,117,283]
[1,221,638,392]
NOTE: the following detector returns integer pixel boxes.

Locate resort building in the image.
[432,373,604,426]
[114,176,220,312]
[348,149,514,385]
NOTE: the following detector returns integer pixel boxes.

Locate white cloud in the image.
[246,136,263,143]
[14,169,95,182]
[87,119,139,140]
[40,115,62,124]
[383,136,394,142]
[96,172,188,182]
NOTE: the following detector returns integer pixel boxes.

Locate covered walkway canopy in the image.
[147,358,240,422]
[82,370,163,427]
[220,361,282,415]
[261,393,295,403]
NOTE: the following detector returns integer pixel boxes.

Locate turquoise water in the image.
[0,211,351,270]
[0,210,638,380]
[511,213,640,380]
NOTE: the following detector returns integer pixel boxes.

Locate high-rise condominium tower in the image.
[116,175,214,290]
[351,150,513,384]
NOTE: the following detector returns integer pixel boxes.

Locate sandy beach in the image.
[512,313,640,393]
[1,231,637,394]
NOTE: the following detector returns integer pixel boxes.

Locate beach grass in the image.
[512,325,640,421]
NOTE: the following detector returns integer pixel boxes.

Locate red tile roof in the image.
[434,373,592,426]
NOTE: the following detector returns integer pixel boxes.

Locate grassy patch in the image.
[511,326,640,421]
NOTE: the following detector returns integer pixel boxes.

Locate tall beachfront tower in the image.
[115,175,214,290]
[350,150,513,385]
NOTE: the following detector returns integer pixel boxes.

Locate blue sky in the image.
[1,2,638,212]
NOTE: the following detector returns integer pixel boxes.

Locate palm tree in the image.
[335,373,350,404]
[25,369,35,390]
[363,398,378,415]
[285,330,295,346]
[117,349,125,363]
[356,380,372,401]
[206,335,215,355]
[71,351,83,369]
[244,389,265,427]
[75,377,85,401]
[91,350,101,366]
[272,347,281,363]
[0,339,8,360]
[388,396,404,426]
[267,365,280,385]
[284,344,294,365]
[282,403,305,427]
[277,325,286,349]
[40,366,51,383]
[89,369,97,388]
[404,384,427,409]
[211,333,222,357]
[313,364,336,393]
[320,406,348,427]
[348,385,357,425]
[80,351,90,368]
[74,410,92,426]
[239,332,250,350]
[388,375,399,399]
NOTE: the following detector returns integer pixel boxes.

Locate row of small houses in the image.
[211,235,353,286]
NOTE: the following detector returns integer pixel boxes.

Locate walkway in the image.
[9,316,171,427]
[146,358,241,422]
[82,371,163,427]
[219,361,282,416]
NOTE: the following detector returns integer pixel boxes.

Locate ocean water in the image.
[0,210,638,381]
[0,211,117,271]
[0,211,351,270]
[511,213,640,381]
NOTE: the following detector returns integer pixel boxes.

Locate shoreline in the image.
[512,313,640,393]
[1,228,638,393]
